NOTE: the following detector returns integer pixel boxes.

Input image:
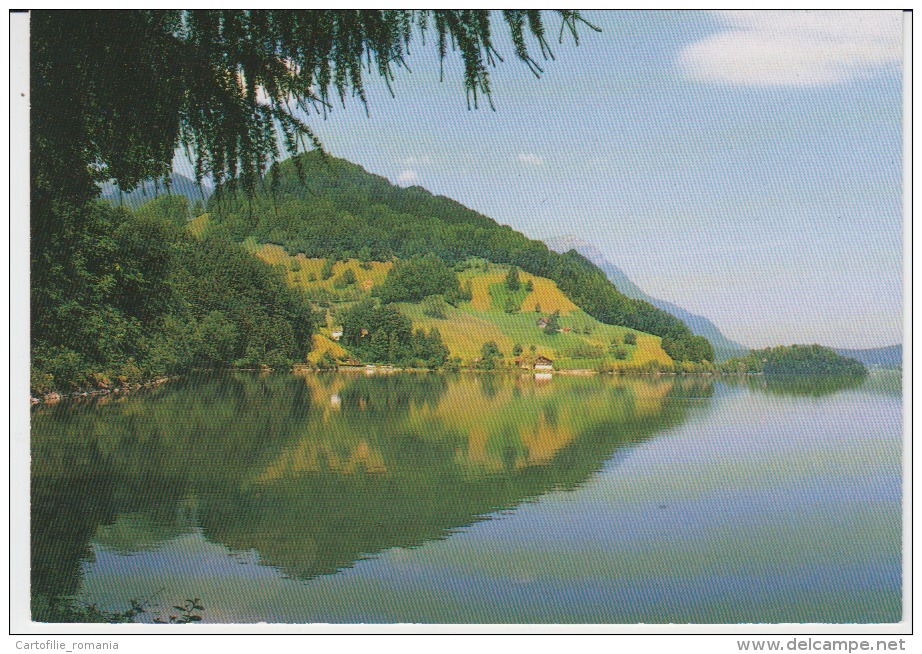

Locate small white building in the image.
[534,356,554,372]
[331,329,343,341]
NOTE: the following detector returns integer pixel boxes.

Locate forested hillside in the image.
[30,197,316,395]
[205,151,713,363]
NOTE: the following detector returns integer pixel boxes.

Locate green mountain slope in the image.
[206,151,713,362]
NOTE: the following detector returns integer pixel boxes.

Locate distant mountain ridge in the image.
[833,345,902,369]
[544,236,748,362]
[100,173,212,209]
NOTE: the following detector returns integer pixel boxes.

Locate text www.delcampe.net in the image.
[737,640,906,652]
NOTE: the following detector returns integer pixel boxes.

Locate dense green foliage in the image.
[207,152,713,361]
[477,341,504,370]
[31,197,316,395]
[333,268,357,289]
[340,299,449,368]
[720,345,867,376]
[373,255,462,304]
[132,194,193,229]
[320,257,335,280]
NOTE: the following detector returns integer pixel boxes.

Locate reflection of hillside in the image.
[257,437,388,480]
[261,375,697,477]
[724,374,866,398]
[31,471,189,604]
[31,372,708,606]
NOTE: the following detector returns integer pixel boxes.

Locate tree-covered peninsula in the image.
[719,344,867,376]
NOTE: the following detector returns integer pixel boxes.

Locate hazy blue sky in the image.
[194,11,906,349]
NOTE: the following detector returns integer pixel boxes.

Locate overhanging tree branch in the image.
[31,9,600,204]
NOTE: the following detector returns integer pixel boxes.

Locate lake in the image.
[30,370,902,624]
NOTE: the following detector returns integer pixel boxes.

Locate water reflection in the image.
[31,372,709,615]
[725,374,868,398]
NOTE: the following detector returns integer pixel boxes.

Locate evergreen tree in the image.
[544,310,561,335]
[478,341,503,370]
[30,198,318,394]
[374,255,460,304]
[358,246,373,270]
[320,257,335,280]
[720,345,866,375]
[333,268,356,288]
[505,266,521,292]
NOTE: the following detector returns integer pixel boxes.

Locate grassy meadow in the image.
[238,230,671,370]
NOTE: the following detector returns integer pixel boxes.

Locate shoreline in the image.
[31,375,176,406]
[34,365,885,407]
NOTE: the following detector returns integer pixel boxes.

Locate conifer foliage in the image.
[32,10,597,209]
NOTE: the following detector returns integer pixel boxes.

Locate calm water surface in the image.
[31,371,902,623]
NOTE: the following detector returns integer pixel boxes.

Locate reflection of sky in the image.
[78,380,902,624]
[182,10,904,349]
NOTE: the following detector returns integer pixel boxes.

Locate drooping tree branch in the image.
[31,9,600,205]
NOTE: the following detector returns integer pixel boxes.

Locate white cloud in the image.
[518,152,544,167]
[679,11,902,86]
[396,169,419,185]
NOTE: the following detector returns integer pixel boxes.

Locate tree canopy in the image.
[30,196,318,395]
